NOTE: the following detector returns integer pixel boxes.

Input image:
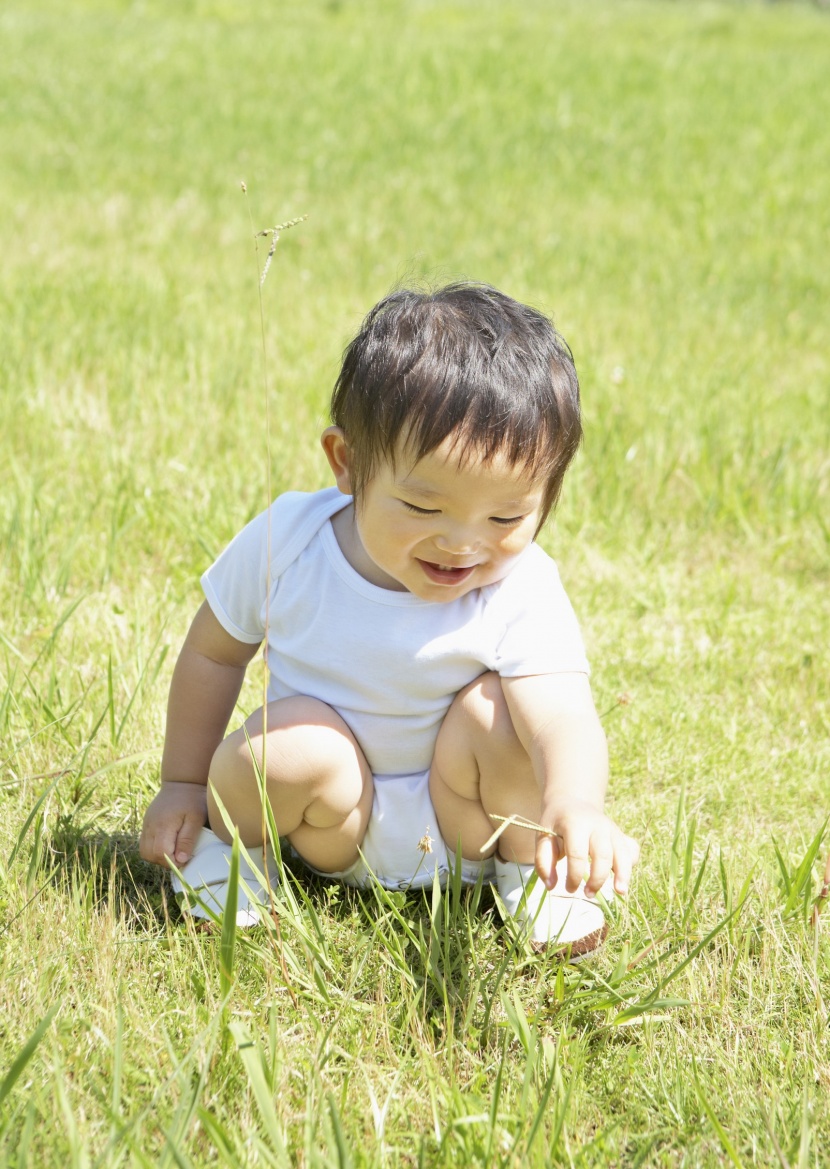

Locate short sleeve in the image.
[200,488,349,645]
[487,545,589,677]
[201,510,271,644]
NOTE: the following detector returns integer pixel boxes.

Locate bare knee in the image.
[452,672,523,756]
[211,696,362,783]
[207,695,370,844]
[208,732,254,800]
[244,694,361,744]
[430,673,532,860]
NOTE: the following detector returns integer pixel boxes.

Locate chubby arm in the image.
[139,602,260,867]
[501,672,639,896]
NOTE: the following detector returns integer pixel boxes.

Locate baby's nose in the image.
[435,527,480,555]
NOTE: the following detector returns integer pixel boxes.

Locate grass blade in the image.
[327,1092,354,1169]
[693,1058,745,1168]
[0,1001,60,1110]
[219,833,240,1000]
[229,1023,288,1161]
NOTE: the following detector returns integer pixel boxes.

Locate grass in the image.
[1,0,829,1163]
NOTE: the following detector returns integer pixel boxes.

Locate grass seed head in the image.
[418,827,434,854]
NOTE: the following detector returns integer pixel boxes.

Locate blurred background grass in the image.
[2,0,826,823]
[3,0,827,564]
[1,0,829,1163]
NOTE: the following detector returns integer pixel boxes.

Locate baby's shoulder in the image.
[260,487,349,572]
[207,488,348,586]
[478,544,571,626]
[484,543,561,597]
[269,486,345,525]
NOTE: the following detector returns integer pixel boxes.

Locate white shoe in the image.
[170,828,279,926]
[495,856,612,957]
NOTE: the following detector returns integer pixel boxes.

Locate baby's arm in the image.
[501,672,639,895]
[139,602,260,867]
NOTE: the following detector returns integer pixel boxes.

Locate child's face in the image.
[323,428,547,602]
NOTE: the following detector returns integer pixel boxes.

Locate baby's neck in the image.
[330,505,408,592]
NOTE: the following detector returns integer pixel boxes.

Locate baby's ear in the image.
[321,426,353,495]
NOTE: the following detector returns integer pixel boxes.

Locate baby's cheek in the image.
[499,530,534,557]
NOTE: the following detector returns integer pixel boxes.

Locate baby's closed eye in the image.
[401,501,438,516]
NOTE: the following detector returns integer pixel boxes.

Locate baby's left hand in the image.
[535,801,640,897]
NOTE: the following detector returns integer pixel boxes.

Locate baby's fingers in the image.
[173,813,204,866]
[611,831,640,896]
[534,831,560,889]
[584,831,615,897]
[140,822,177,868]
[560,833,593,894]
[537,823,593,892]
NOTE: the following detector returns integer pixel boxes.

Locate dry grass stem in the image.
[810,849,830,925]
[479,812,560,854]
[256,215,309,287]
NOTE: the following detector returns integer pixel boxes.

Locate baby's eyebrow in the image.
[398,478,443,499]
[399,477,535,512]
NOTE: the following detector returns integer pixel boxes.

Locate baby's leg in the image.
[207,696,374,873]
[430,673,610,953]
[429,672,540,864]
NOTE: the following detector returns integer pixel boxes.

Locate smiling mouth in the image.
[417,560,477,585]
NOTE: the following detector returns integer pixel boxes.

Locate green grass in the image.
[1,0,829,1163]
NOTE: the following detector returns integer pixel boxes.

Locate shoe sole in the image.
[531,921,610,960]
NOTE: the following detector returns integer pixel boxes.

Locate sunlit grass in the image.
[1,0,829,1164]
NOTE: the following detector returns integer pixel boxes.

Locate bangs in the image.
[331,283,581,519]
[394,347,571,487]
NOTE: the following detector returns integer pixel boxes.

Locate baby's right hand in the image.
[139,781,208,868]
[535,800,640,897]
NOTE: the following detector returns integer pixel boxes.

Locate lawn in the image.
[1,0,829,1164]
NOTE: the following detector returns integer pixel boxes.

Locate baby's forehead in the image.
[393,438,546,496]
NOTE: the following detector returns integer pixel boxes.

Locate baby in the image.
[140,282,639,954]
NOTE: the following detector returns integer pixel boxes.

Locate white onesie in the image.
[201,488,589,888]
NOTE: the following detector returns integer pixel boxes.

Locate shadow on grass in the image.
[39,823,308,934]
[41,819,490,939]
[41,824,179,931]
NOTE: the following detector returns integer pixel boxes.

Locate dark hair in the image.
[330,282,581,526]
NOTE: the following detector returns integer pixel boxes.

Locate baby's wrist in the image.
[541,795,605,828]
[155,780,209,808]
